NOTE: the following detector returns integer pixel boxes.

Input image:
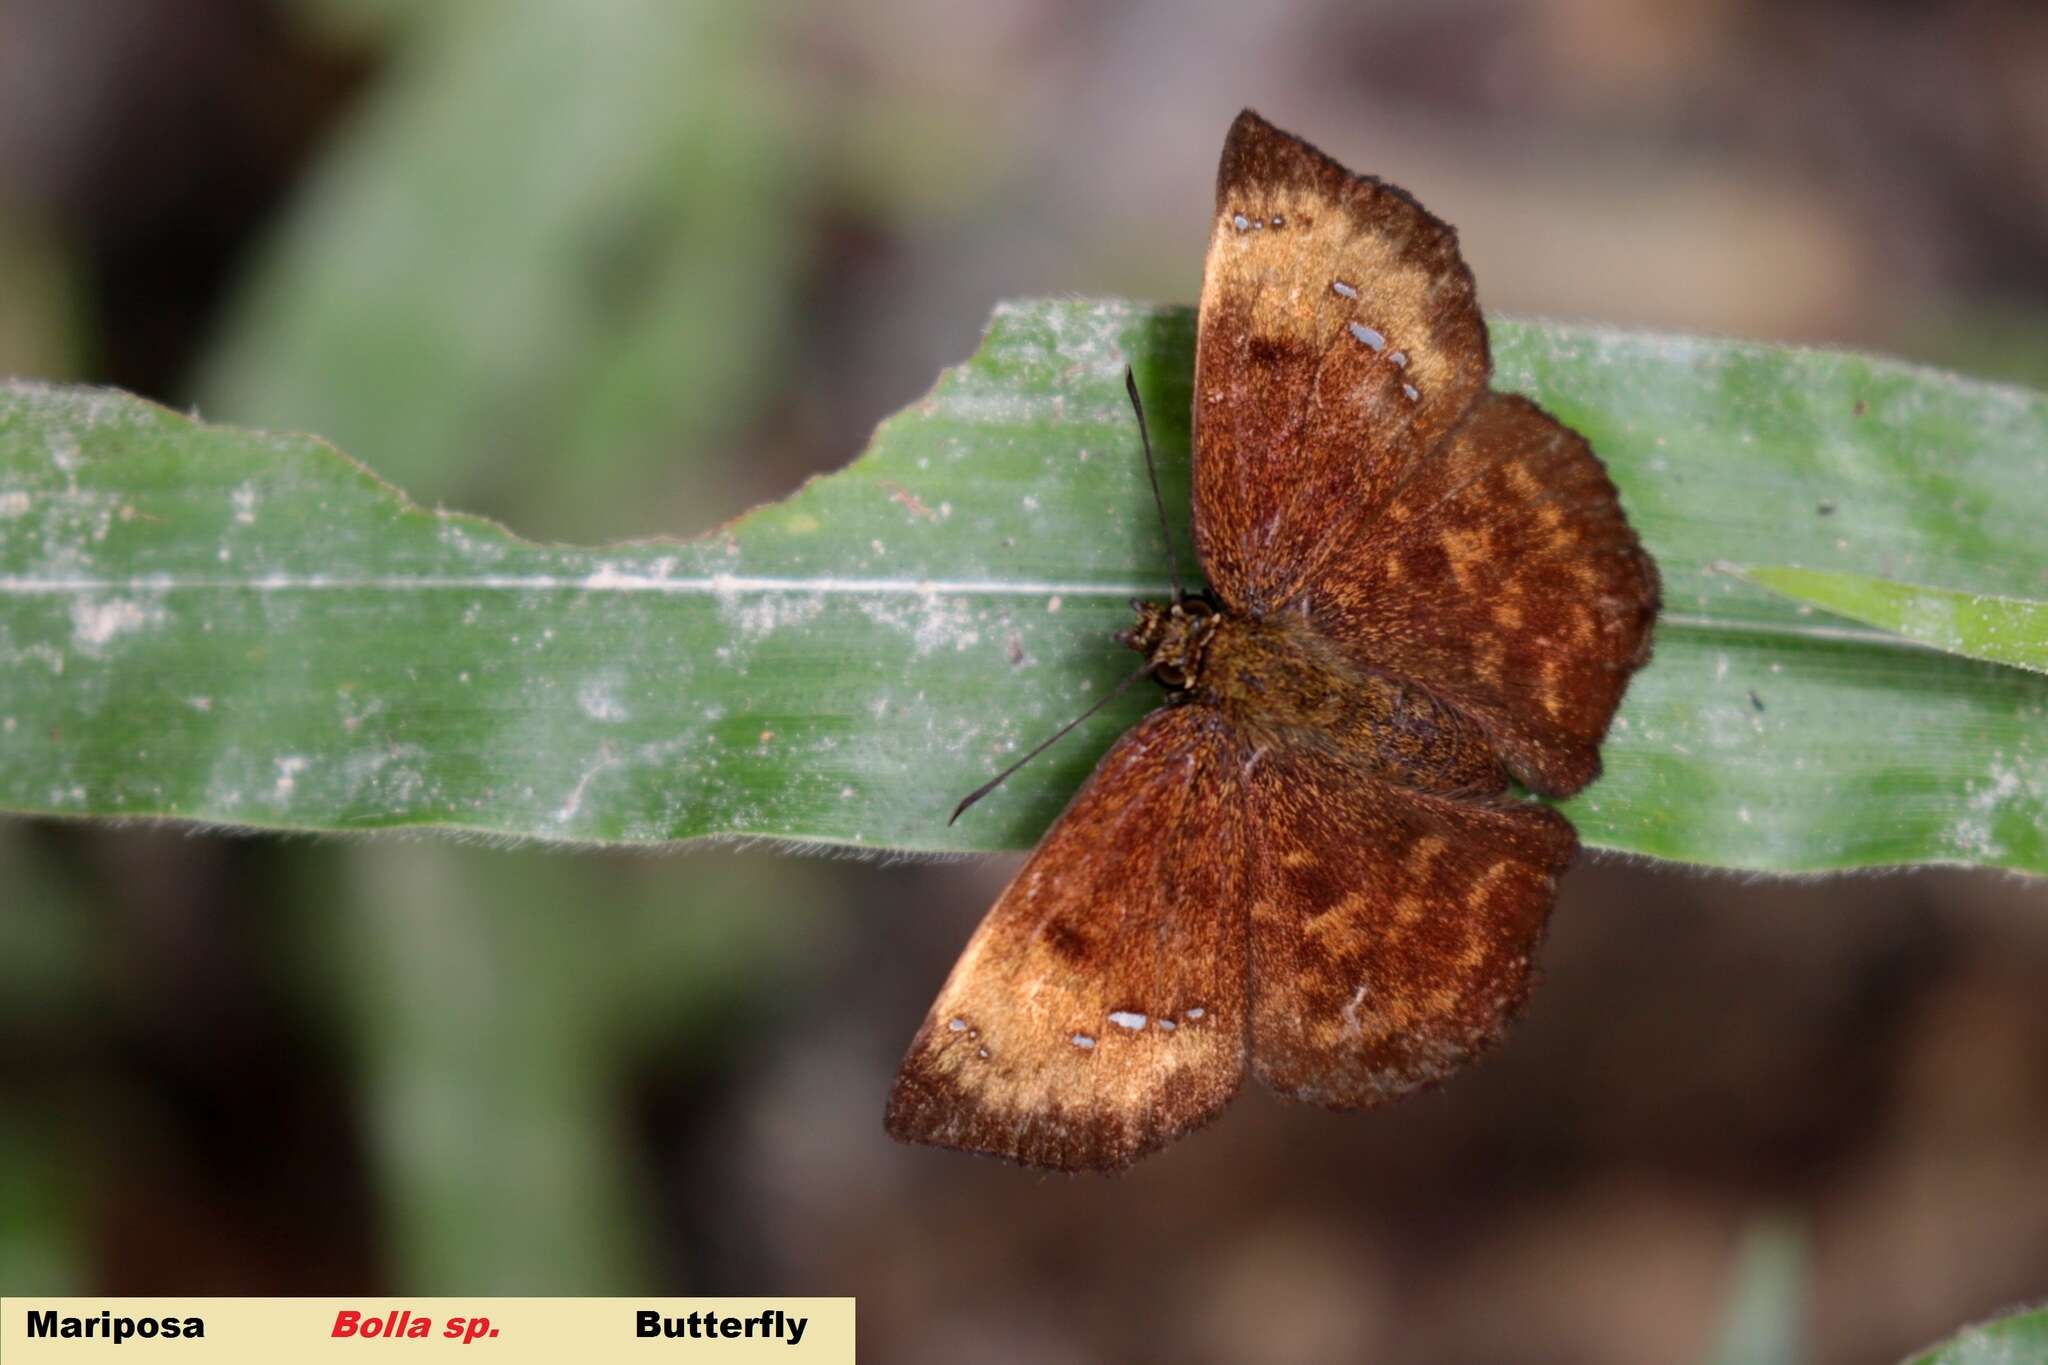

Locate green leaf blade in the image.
[1905,1304,2048,1365]
[1729,564,2048,675]
[4,300,2046,874]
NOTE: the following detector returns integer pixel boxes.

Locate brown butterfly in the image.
[887,110,1659,1171]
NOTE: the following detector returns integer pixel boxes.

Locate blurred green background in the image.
[3,1,2046,1360]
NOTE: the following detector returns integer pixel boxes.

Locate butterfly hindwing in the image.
[1244,739,1578,1108]
[887,706,1250,1172]
[1193,110,1491,612]
[1303,392,1660,795]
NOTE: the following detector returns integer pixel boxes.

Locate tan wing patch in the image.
[1193,110,1490,610]
[1245,741,1578,1108]
[887,706,1250,1172]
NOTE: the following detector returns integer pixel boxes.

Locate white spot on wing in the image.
[1107,1010,1147,1031]
[1347,322,1386,351]
[1341,984,1369,1031]
[1331,280,1359,300]
[1070,1033,1097,1050]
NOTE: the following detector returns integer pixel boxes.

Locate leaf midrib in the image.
[2,570,1927,655]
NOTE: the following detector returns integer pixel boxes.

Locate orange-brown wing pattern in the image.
[888,706,1251,1171]
[1193,110,1490,613]
[1303,392,1659,796]
[1244,741,1578,1108]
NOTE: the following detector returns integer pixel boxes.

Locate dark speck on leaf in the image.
[1748,689,1765,712]
[1817,500,1836,516]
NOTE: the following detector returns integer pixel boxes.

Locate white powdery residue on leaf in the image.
[340,744,429,806]
[856,588,981,656]
[555,746,621,824]
[69,596,161,651]
[0,490,30,517]
[1041,299,1140,383]
[272,755,310,803]
[14,641,65,675]
[337,690,386,735]
[714,576,829,641]
[231,481,259,525]
[1946,757,2037,860]
[1520,321,1719,387]
[47,430,81,477]
[1897,591,1968,653]
[926,381,1130,432]
[1699,703,1763,753]
[578,672,629,723]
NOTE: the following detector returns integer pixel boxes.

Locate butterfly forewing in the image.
[887,707,1250,1172]
[1244,744,1577,1107]
[1304,392,1660,795]
[1193,110,1490,612]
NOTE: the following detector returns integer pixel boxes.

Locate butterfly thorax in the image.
[1133,603,1507,796]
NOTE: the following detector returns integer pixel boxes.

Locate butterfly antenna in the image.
[949,665,1150,825]
[1125,366,1185,601]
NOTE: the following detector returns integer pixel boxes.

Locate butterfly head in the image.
[1118,593,1221,697]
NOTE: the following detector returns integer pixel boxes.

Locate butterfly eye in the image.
[1154,663,1188,689]
[1180,597,1214,619]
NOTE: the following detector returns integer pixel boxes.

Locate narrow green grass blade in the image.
[3,300,2044,872]
[1729,565,2048,675]
[1700,1216,1806,1365]
[199,0,806,544]
[1904,1304,2048,1364]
